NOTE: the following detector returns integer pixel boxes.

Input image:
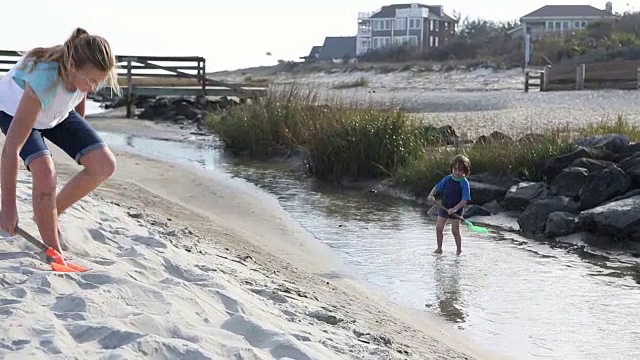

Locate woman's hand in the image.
[0,208,18,236]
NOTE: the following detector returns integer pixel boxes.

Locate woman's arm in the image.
[74,95,86,117]
[1,86,42,213]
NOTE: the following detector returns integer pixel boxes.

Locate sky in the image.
[0,1,634,72]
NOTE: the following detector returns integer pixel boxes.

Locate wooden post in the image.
[201,58,206,93]
[196,60,201,90]
[541,65,550,91]
[126,59,133,118]
[524,71,530,92]
[576,64,585,90]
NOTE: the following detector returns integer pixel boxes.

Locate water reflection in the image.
[432,256,465,324]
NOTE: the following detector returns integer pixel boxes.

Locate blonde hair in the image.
[20,27,120,95]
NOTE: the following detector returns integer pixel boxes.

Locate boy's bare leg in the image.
[451,219,462,255]
[434,216,447,254]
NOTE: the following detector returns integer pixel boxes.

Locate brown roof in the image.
[521,5,611,18]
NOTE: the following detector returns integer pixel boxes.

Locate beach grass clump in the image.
[396,128,577,195]
[204,84,428,181]
[578,113,640,142]
[303,106,425,181]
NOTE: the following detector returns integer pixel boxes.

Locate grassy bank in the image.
[204,86,640,196]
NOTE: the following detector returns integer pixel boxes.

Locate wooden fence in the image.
[524,60,640,92]
[0,50,267,117]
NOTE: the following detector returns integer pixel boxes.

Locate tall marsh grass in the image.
[205,85,428,181]
[205,84,637,195]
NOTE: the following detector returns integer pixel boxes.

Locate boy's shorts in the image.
[0,110,108,170]
[438,207,464,219]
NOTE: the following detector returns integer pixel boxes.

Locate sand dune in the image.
[0,122,500,359]
[0,171,398,359]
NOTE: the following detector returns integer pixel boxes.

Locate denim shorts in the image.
[0,110,107,169]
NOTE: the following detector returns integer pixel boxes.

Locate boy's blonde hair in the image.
[20,27,120,95]
[450,154,471,175]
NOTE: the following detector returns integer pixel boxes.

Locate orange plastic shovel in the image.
[15,226,88,272]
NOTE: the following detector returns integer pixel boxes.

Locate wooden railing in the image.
[0,50,267,117]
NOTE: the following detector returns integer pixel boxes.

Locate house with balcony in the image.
[508,2,617,38]
[356,3,457,56]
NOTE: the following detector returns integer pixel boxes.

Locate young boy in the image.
[427,154,471,255]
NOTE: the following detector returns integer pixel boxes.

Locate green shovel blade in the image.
[464,219,489,233]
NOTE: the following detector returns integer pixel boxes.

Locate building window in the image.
[373,20,392,31]
[394,18,406,30]
[430,20,435,31]
[444,22,449,30]
[409,36,418,45]
[373,37,391,49]
[409,18,421,29]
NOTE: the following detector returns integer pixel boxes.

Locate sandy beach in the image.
[0,117,501,359]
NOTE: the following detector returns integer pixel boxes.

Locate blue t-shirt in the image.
[9,57,106,111]
[11,60,61,110]
[435,175,471,209]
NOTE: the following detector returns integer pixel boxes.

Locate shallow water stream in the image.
[98,130,640,360]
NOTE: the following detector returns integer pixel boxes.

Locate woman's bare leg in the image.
[55,147,116,216]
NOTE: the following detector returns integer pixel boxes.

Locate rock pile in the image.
[465,134,640,248]
[90,94,242,124]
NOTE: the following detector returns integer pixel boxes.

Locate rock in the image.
[626,142,640,153]
[420,125,459,145]
[480,199,504,214]
[475,131,513,145]
[578,164,631,210]
[502,182,549,211]
[618,153,640,186]
[571,158,613,173]
[467,173,521,189]
[536,147,592,181]
[137,96,239,123]
[465,173,519,206]
[468,181,509,205]
[544,211,581,238]
[552,167,588,197]
[517,196,580,235]
[463,205,491,218]
[579,195,640,242]
[175,102,201,120]
[575,133,629,154]
[517,133,547,144]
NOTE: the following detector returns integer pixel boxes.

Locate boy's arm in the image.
[428,176,447,201]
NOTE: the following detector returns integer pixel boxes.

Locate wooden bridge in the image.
[0,50,267,117]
